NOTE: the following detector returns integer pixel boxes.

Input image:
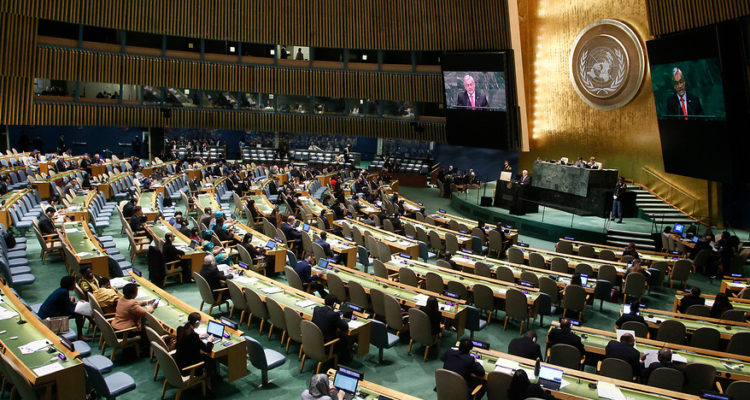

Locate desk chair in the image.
[547,343,584,370]
[597,358,633,381]
[369,318,399,364]
[300,320,339,374]
[243,336,287,387]
[227,280,249,325]
[265,297,288,344]
[193,272,229,315]
[244,287,269,333]
[408,308,439,361]
[684,363,720,395]
[152,343,207,400]
[435,368,482,400]
[84,358,136,400]
[283,307,303,357]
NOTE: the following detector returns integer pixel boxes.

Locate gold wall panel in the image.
[647,0,750,37]
[1,0,510,51]
[516,0,719,223]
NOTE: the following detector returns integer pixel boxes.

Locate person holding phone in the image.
[174,312,215,385]
[111,283,158,333]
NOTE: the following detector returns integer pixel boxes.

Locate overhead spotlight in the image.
[229,46,236,53]
[361,54,368,61]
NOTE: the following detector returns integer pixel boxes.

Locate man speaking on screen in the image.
[456,74,489,110]
[665,67,703,118]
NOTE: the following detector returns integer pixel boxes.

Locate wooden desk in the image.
[297,195,333,225]
[185,164,216,181]
[96,173,132,199]
[231,222,287,274]
[448,251,596,293]
[136,191,159,221]
[402,216,473,248]
[151,173,186,198]
[428,211,519,244]
[30,169,82,199]
[315,263,468,337]
[325,369,420,400]
[553,322,750,382]
[126,272,248,382]
[471,349,699,400]
[308,226,357,268]
[672,292,750,314]
[230,270,371,357]
[142,161,176,177]
[62,220,109,277]
[387,255,542,309]
[392,193,424,215]
[511,245,628,276]
[61,191,95,222]
[0,280,85,400]
[146,219,205,274]
[335,218,419,259]
[558,238,679,265]
[637,308,750,340]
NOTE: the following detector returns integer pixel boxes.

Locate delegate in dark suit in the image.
[605,339,642,378]
[547,327,585,356]
[314,238,335,259]
[441,347,486,383]
[455,91,489,109]
[665,93,703,117]
[311,305,348,343]
[199,262,232,295]
[508,334,542,361]
[38,213,57,235]
[281,222,302,241]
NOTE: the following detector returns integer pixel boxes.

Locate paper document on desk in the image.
[33,362,64,376]
[75,252,91,257]
[597,381,625,400]
[413,294,429,306]
[642,350,659,367]
[0,308,17,320]
[195,326,207,335]
[217,264,231,273]
[64,228,78,233]
[494,358,519,374]
[110,278,129,289]
[19,339,50,354]
[295,299,316,308]
[705,299,715,307]
[260,287,282,294]
[672,353,687,364]
[234,276,257,285]
[348,320,365,329]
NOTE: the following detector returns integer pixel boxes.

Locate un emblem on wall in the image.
[570,19,645,110]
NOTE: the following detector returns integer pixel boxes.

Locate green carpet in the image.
[15,187,723,399]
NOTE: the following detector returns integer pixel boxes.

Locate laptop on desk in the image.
[204,320,225,343]
[333,366,363,400]
[537,365,564,391]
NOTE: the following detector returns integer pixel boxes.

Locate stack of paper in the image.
[295,299,316,308]
[494,358,519,374]
[109,278,129,289]
[413,294,429,306]
[597,382,625,400]
[260,287,282,294]
[75,252,91,257]
[234,276,257,285]
[348,320,365,329]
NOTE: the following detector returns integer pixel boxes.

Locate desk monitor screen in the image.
[682,230,688,238]
[206,320,225,338]
[265,240,277,249]
[444,291,459,299]
[399,253,412,259]
[537,365,563,391]
[334,367,362,393]
[318,259,330,269]
[302,223,310,232]
[471,339,490,349]
[237,262,249,270]
[692,235,700,244]
[673,223,685,234]
[438,209,446,214]
[460,249,473,254]
[132,268,142,277]
[58,335,75,352]
[580,274,588,286]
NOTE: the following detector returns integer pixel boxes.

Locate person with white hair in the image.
[665,67,703,117]
[455,74,489,109]
[199,252,233,296]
